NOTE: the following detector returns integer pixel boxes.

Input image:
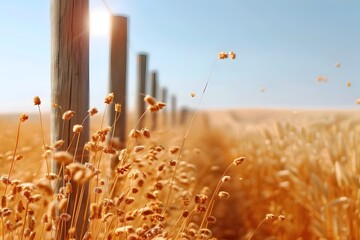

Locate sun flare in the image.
[90,9,111,36]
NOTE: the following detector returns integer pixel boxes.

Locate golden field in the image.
[0,107,359,240]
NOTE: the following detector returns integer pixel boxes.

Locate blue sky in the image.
[0,0,359,113]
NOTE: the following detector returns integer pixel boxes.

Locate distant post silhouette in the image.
[171,95,177,126]
[180,107,189,125]
[150,71,158,130]
[137,54,147,128]
[161,87,168,128]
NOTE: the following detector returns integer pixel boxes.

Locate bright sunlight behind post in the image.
[89,9,111,36]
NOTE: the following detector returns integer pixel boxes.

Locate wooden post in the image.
[171,95,177,126]
[50,0,89,238]
[151,71,158,130]
[180,107,189,125]
[161,87,168,128]
[137,54,147,128]
[108,16,128,170]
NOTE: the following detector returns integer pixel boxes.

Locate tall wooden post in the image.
[50,1,89,238]
[171,95,177,126]
[161,87,168,128]
[137,54,147,128]
[151,71,158,130]
[108,16,128,170]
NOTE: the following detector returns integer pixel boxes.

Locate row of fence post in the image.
[134,54,181,129]
[51,6,191,238]
[108,16,186,144]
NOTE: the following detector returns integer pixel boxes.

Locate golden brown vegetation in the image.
[1,99,359,240]
[0,49,358,240]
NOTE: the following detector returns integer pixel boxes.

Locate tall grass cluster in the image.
[0,93,249,240]
[1,93,359,239]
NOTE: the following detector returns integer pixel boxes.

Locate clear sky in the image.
[0,0,359,113]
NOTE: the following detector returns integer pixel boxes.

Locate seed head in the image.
[127,169,141,179]
[103,146,116,154]
[169,146,180,154]
[115,103,122,113]
[125,197,135,205]
[99,179,106,186]
[5,220,12,231]
[157,102,166,110]
[265,213,276,220]
[221,176,231,183]
[16,200,25,212]
[131,187,139,194]
[104,93,114,104]
[1,196,7,208]
[0,176,10,185]
[24,228,31,238]
[88,107,98,116]
[134,146,144,153]
[139,207,154,216]
[15,154,23,161]
[33,96,41,105]
[62,110,75,120]
[142,128,151,139]
[94,187,103,194]
[2,208,12,217]
[60,213,71,222]
[41,214,49,224]
[129,129,141,139]
[144,95,157,106]
[115,226,134,235]
[218,52,228,59]
[233,157,245,166]
[182,210,189,218]
[317,76,328,83]
[148,105,159,112]
[195,194,208,204]
[65,182,72,194]
[229,51,236,59]
[137,179,144,187]
[73,124,83,133]
[191,92,196,97]
[169,159,177,167]
[118,149,128,163]
[82,232,92,240]
[207,216,217,224]
[116,163,132,175]
[199,228,212,238]
[102,213,114,222]
[19,114,29,123]
[218,191,230,199]
[53,151,73,164]
[30,194,42,203]
[23,189,31,200]
[52,140,65,149]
